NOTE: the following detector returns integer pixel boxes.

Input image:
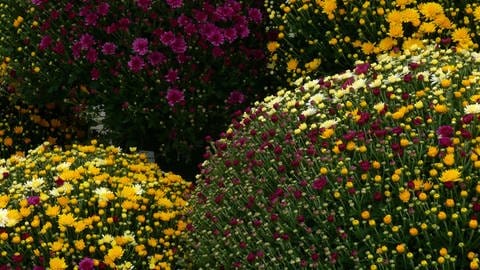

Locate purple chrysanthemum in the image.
[132,38,149,56]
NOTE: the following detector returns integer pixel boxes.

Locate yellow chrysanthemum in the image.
[434,15,452,29]
[452,27,473,48]
[286,58,299,72]
[434,104,449,113]
[49,257,67,270]
[361,42,375,55]
[389,24,404,38]
[427,146,439,157]
[402,38,424,51]
[474,6,480,21]
[58,213,76,227]
[439,169,462,182]
[443,153,455,166]
[396,0,414,6]
[418,2,444,20]
[399,189,411,203]
[419,22,436,34]
[387,10,403,24]
[316,0,337,16]
[267,41,280,53]
[402,9,420,26]
[378,37,396,52]
[305,58,321,71]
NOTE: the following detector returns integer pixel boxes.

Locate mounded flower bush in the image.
[266,0,480,83]
[0,141,191,269]
[187,45,480,269]
[0,0,272,177]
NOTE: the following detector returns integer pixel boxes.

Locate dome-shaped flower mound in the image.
[188,45,480,269]
[0,141,191,269]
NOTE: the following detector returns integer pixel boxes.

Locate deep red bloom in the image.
[312,176,327,190]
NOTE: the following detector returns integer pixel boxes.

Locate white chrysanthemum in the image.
[303,79,319,90]
[132,184,144,196]
[301,107,317,117]
[351,78,367,90]
[309,93,325,104]
[94,187,113,201]
[26,177,44,192]
[0,209,9,227]
[320,119,340,129]
[464,103,480,114]
[49,188,60,197]
[56,162,72,171]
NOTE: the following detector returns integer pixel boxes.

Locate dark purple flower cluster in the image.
[2,0,272,177]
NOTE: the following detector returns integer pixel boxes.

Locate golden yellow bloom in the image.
[105,245,124,262]
[437,211,447,220]
[74,239,86,251]
[445,198,455,208]
[388,24,403,38]
[402,38,424,51]
[387,10,403,24]
[418,2,444,20]
[469,219,478,229]
[361,42,375,55]
[317,0,337,16]
[321,128,335,139]
[267,41,280,53]
[377,37,396,52]
[286,58,299,72]
[0,195,9,209]
[51,240,64,253]
[427,146,439,157]
[402,8,420,26]
[396,243,406,254]
[474,6,480,21]
[409,227,419,236]
[439,169,462,182]
[58,213,76,227]
[452,27,473,48]
[399,189,410,202]
[13,16,24,28]
[49,257,68,270]
[434,15,452,29]
[383,215,392,224]
[419,22,436,34]
[434,104,448,113]
[45,205,60,217]
[443,153,455,166]
[361,210,370,220]
[305,58,321,71]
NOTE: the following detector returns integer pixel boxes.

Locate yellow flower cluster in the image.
[266,0,480,84]
[0,141,191,268]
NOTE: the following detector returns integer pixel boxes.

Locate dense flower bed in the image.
[0,141,192,269]
[0,0,272,177]
[187,45,480,269]
[266,0,480,83]
[0,92,85,158]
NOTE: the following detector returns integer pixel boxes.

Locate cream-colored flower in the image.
[320,119,340,129]
[464,103,480,114]
[94,187,114,201]
[0,209,9,227]
[26,177,45,192]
